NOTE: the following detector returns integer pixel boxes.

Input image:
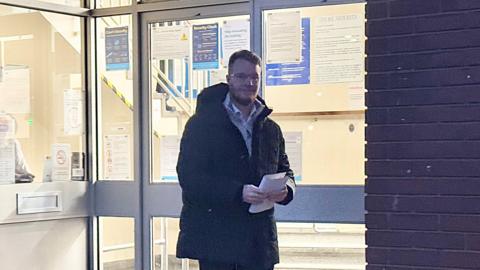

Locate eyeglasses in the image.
[230,73,260,83]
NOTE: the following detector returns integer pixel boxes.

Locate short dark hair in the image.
[228,50,261,73]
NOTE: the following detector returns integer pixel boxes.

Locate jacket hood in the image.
[195,83,271,115]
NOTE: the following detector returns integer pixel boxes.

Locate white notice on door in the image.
[104,134,131,180]
[151,25,190,60]
[160,135,181,181]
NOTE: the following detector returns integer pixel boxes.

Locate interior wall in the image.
[0,218,88,270]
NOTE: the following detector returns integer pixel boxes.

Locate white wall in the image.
[0,218,88,270]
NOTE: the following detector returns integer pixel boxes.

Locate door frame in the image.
[95,0,365,269]
[140,3,251,270]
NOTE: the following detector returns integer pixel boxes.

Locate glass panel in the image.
[96,0,132,8]
[152,217,197,270]
[34,0,83,7]
[100,217,135,270]
[97,15,135,181]
[0,6,85,184]
[149,15,250,183]
[151,217,365,270]
[262,3,366,185]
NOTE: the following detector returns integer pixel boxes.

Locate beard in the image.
[229,87,258,107]
[231,94,254,106]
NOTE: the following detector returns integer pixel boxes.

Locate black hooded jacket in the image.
[176,83,295,267]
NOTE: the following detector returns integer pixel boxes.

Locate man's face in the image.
[226,58,261,106]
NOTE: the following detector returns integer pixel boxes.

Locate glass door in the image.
[141,3,251,270]
[0,2,91,270]
[99,0,366,269]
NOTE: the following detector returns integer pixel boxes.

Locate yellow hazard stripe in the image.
[101,74,160,138]
[101,74,134,110]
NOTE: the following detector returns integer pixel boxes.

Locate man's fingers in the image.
[267,187,288,202]
[243,184,267,204]
[246,191,266,204]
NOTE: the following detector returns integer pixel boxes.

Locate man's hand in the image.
[243,184,267,204]
[267,186,288,203]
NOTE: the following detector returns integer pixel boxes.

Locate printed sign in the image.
[151,24,190,60]
[105,26,130,71]
[104,134,131,180]
[222,19,250,66]
[266,18,310,86]
[266,11,302,64]
[51,144,71,181]
[160,135,181,181]
[192,23,219,70]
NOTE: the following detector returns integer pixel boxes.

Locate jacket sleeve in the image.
[176,116,246,208]
[276,127,296,206]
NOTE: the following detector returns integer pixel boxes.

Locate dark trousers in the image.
[199,260,274,270]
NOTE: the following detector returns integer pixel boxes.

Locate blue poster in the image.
[105,26,130,71]
[266,18,310,86]
[192,23,219,70]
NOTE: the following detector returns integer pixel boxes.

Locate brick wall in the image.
[365,0,480,269]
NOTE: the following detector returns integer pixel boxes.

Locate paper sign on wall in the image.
[266,11,302,64]
[266,18,310,86]
[151,24,190,60]
[51,143,71,181]
[284,132,303,181]
[348,84,365,110]
[222,19,250,66]
[313,14,364,84]
[0,68,30,113]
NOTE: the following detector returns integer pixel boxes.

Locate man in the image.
[176,50,295,270]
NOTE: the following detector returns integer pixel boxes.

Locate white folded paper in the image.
[249,172,288,213]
